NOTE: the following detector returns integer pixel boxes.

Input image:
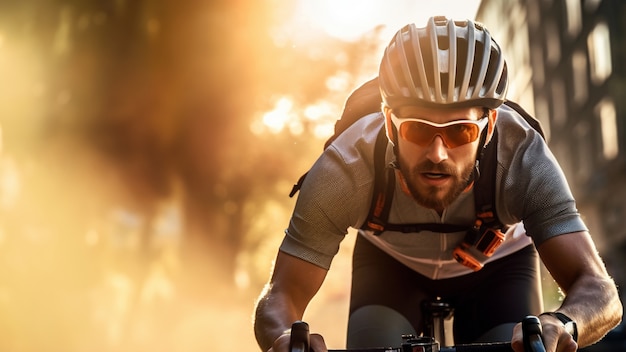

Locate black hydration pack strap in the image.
[290,172,307,198]
[361,126,396,233]
[473,127,502,230]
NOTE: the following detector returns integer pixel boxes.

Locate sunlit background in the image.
[1,0,624,351]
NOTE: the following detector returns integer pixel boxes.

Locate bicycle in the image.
[289,315,546,352]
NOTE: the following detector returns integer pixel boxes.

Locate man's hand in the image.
[510,318,577,352]
[268,332,328,352]
[536,232,622,349]
[254,252,330,351]
[536,314,577,352]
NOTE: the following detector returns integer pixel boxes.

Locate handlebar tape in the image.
[440,342,513,351]
[289,321,310,352]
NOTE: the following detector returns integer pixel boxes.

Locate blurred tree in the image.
[0,0,383,294]
[0,0,387,350]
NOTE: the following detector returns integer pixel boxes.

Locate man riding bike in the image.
[253,16,622,352]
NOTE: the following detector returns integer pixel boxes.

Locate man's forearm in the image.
[254,252,328,351]
[557,275,622,347]
[537,232,623,348]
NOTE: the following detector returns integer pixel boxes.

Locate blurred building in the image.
[476,0,626,349]
[477,0,626,267]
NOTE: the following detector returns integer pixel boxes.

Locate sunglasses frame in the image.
[390,113,489,148]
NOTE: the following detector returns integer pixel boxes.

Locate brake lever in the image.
[522,316,546,352]
[289,321,310,352]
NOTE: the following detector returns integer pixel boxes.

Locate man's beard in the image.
[399,159,474,210]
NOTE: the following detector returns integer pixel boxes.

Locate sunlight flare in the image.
[276,0,483,43]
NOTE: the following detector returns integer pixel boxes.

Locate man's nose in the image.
[425,135,449,163]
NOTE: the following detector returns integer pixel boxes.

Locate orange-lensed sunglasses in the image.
[391,113,489,148]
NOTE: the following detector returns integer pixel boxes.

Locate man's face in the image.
[388,105,489,212]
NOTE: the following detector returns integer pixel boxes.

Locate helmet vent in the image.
[379,17,508,109]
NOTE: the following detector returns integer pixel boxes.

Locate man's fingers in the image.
[269,333,291,352]
[310,333,327,352]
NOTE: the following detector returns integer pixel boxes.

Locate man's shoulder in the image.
[309,112,384,180]
[327,112,385,154]
[496,103,545,138]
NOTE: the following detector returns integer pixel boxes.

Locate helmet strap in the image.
[471,126,491,185]
[391,127,400,162]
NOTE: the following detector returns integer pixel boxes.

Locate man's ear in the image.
[485,108,498,144]
[383,105,396,145]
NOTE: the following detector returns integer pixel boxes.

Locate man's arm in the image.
[511,231,622,352]
[254,251,329,352]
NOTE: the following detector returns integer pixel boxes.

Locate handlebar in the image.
[522,316,545,352]
[441,344,512,352]
[289,316,546,352]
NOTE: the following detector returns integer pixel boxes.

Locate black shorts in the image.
[349,234,542,344]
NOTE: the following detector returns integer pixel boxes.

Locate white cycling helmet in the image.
[379,16,508,109]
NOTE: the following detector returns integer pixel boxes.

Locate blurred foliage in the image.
[0,0,384,350]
